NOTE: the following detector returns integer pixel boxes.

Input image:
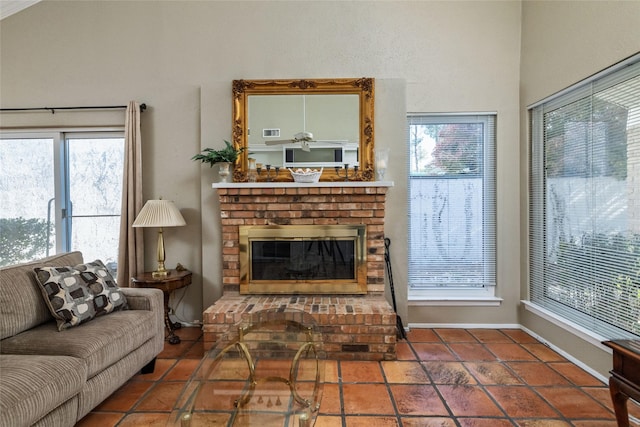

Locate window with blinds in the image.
[529,55,640,339]
[407,114,496,295]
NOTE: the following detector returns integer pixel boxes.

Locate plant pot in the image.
[218,162,232,182]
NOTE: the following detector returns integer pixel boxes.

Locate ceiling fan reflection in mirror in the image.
[265,131,347,152]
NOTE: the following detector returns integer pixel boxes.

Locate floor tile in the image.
[345,416,399,426]
[173,325,203,340]
[583,386,640,419]
[631,398,640,419]
[182,340,205,359]
[534,386,612,418]
[436,385,505,417]
[406,329,442,342]
[581,386,613,408]
[158,340,196,359]
[467,329,513,343]
[570,421,619,427]
[324,360,340,383]
[506,362,571,386]
[486,385,559,417]
[521,343,566,362]
[396,341,417,360]
[340,360,385,383]
[515,420,572,427]
[94,380,154,411]
[134,382,186,411]
[163,358,202,381]
[182,413,232,425]
[255,358,291,374]
[458,418,515,427]
[233,381,291,412]
[434,328,477,342]
[316,415,344,427]
[341,383,395,415]
[501,329,541,343]
[75,412,124,427]
[234,412,291,426]
[381,360,430,384]
[118,412,171,426]
[464,362,522,385]
[193,381,248,411]
[205,358,252,380]
[389,384,449,416]
[319,383,342,414]
[449,343,497,361]
[547,362,605,387]
[401,418,457,427]
[422,361,476,386]
[133,358,176,381]
[412,343,457,361]
[484,343,537,361]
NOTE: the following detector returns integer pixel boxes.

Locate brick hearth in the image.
[203,182,397,360]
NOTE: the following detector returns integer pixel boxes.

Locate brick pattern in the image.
[206,184,397,360]
[217,185,388,295]
[203,295,397,360]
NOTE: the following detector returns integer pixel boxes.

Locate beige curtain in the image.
[117,101,144,287]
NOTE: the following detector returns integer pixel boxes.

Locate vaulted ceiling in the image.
[0,0,41,20]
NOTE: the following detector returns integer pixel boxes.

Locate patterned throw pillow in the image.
[34,260,128,331]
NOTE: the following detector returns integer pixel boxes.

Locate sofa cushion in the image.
[0,309,157,378]
[0,354,86,427]
[0,251,83,340]
[34,260,127,331]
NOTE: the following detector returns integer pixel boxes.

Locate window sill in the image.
[409,296,503,307]
[521,300,612,351]
[409,286,501,306]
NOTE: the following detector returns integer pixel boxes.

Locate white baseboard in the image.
[408,322,521,329]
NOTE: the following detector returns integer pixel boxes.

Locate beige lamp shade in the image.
[132,199,186,228]
[132,199,186,278]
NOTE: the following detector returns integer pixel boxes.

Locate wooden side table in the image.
[603,340,640,427]
[131,269,192,345]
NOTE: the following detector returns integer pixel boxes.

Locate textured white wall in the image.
[1,1,522,327]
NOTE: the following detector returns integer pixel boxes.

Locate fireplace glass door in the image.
[251,239,356,281]
[240,225,367,294]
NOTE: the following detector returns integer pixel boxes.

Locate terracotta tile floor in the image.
[76,327,640,426]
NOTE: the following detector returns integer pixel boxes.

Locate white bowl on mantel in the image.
[288,168,323,183]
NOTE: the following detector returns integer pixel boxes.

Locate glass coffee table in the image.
[168,309,325,427]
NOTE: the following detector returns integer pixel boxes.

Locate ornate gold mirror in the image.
[232,78,375,182]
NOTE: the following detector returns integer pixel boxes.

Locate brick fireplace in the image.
[202,181,397,360]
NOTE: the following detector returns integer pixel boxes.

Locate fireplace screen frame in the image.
[239,224,367,294]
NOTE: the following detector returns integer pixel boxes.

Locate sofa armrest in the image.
[121,287,164,312]
[120,288,165,354]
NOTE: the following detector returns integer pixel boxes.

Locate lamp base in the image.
[152,270,170,279]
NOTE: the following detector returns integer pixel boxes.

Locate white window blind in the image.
[407,114,496,291]
[529,56,640,339]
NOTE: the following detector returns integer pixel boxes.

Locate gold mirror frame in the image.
[232,78,375,182]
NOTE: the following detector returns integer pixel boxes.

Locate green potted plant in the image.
[192,140,245,182]
[192,140,245,166]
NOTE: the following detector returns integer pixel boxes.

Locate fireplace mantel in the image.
[212,181,394,189]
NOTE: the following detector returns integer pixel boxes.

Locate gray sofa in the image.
[0,252,165,427]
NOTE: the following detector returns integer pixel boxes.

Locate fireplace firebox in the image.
[239,225,367,294]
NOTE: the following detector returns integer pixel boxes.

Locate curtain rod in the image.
[0,103,147,114]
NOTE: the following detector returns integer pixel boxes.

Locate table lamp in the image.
[132,199,186,278]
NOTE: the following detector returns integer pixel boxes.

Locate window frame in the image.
[528,54,640,340]
[0,128,124,262]
[407,113,499,305]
